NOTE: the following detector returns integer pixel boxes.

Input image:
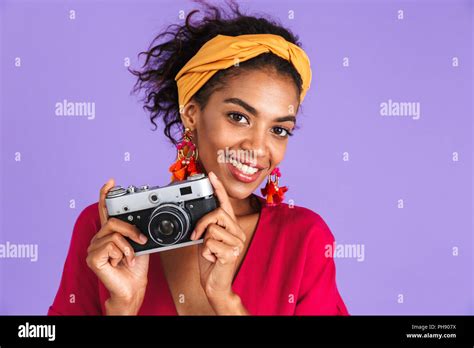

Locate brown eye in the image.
[272,126,293,138]
[227,112,249,125]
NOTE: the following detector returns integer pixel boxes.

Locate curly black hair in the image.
[129,0,304,145]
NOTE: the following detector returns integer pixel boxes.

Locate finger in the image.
[105,242,124,268]
[88,232,135,266]
[94,218,148,245]
[202,239,240,266]
[200,242,217,263]
[192,207,246,242]
[99,178,115,227]
[208,171,236,220]
[87,242,124,271]
[203,224,244,254]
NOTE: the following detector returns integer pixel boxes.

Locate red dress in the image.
[48,195,349,315]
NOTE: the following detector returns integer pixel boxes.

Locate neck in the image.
[228,194,261,217]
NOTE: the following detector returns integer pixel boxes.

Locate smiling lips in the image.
[229,157,259,175]
[226,157,264,183]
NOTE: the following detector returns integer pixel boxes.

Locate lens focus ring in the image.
[147,204,190,246]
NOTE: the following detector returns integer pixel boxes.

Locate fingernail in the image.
[191,231,197,240]
[233,247,240,256]
[139,234,148,243]
[124,247,130,256]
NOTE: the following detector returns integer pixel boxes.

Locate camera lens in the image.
[148,204,190,246]
[158,220,174,236]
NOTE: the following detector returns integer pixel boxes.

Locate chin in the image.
[225,184,256,200]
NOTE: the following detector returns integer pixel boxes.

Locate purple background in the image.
[0,0,472,315]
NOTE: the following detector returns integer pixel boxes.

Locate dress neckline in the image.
[230,194,267,287]
[158,194,269,315]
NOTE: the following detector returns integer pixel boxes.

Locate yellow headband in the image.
[174,33,312,108]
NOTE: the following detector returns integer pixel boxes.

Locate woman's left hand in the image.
[190,171,249,314]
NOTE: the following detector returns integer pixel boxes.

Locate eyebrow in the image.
[223,97,296,124]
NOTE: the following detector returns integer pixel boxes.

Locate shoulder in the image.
[264,201,335,247]
[70,202,101,247]
[76,202,101,229]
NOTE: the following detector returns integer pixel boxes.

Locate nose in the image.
[240,126,268,164]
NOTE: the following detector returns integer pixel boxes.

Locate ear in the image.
[180,100,201,130]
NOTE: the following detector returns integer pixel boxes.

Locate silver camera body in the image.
[105,173,217,256]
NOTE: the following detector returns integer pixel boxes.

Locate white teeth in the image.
[229,158,258,175]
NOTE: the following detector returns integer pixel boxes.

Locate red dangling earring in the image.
[261,167,288,206]
[169,127,202,182]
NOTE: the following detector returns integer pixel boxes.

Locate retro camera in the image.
[105,173,217,255]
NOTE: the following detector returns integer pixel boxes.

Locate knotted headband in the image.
[174,33,312,108]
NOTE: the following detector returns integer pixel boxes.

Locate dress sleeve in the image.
[294,212,349,316]
[47,203,103,315]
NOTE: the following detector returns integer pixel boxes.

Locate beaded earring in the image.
[261,167,288,206]
[169,128,202,182]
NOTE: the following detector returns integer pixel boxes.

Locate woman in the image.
[48,1,349,316]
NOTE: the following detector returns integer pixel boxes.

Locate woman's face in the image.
[184,69,300,201]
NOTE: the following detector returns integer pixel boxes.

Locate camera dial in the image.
[188,173,205,181]
[106,186,128,198]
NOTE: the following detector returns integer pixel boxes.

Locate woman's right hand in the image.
[86,178,150,315]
